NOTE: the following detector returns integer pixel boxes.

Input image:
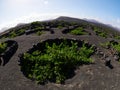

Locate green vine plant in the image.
[93,27,107,38]
[20,40,94,84]
[101,41,120,61]
[70,27,87,35]
[0,42,7,54]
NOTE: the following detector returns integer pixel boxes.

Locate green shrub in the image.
[57,25,63,29]
[93,27,107,38]
[21,40,94,84]
[101,41,120,61]
[5,29,25,38]
[98,32,107,38]
[112,43,120,53]
[34,27,44,31]
[100,42,110,48]
[70,27,87,35]
[36,31,43,36]
[9,31,17,38]
[0,42,7,54]
[31,21,42,29]
[17,29,25,35]
[114,35,120,40]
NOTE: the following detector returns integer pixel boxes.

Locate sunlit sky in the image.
[0,0,120,31]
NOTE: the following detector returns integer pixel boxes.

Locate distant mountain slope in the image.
[56,16,119,31]
[56,16,86,23]
[0,16,120,39]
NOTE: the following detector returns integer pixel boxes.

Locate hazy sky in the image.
[0,0,120,31]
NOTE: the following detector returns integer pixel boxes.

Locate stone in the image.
[114,55,119,61]
[99,51,104,57]
[105,57,113,69]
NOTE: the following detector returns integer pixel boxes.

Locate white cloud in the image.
[41,0,49,5]
[107,18,120,29]
[9,0,30,4]
[117,18,120,23]
[3,0,49,10]
[44,1,48,5]
[0,12,69,32]
[0,11,120,32]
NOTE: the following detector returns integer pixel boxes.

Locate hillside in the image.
[0,16,120,90]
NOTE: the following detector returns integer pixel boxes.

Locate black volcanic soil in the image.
[1,25,120,90]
